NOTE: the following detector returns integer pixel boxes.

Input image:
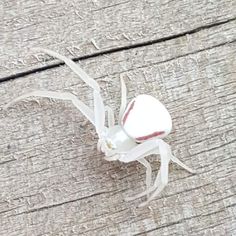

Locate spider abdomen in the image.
[121,94,172,142]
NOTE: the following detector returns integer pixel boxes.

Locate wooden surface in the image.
[1,0,236,79]
[0,1,236,235]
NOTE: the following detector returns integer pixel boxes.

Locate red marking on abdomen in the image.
[122,100,135,125]
[136,131,165,141]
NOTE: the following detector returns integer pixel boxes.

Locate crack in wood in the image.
[10,190,112,217]
[192,139,236,156]
[134,203,236,235]
[92,0,130,12]
[0,159,16,165]
[203,194,235,207]
[0,17,235,83]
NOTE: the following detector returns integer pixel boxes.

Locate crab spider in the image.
[4,48,195,207]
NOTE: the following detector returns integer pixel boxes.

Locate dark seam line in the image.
[10,191,110,216]
[0,17,236,83]
[0,159,16,165]
[134,204,235,235]
[61,38,236,87]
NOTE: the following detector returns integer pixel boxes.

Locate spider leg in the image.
[124,147,159,200]
[126,142,196,205]
[22,48,106,137]
[105,105,115,127]
[138,140,171,207]
[4,91,95,125]
[119,77,127,123]
[119,139,159,201]
[137,158,152,198]
[125,170,160,202]
[171,155,196,173]
[120,140,174,206]
[93,90,105,137]
[32,48,100,91]
[119,139,159,163]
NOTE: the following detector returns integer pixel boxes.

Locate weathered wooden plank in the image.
[0,19,235,235]
[1,0,236,78]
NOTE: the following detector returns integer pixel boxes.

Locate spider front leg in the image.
[4,91,95,125]
[36,47,106,138]
[4,48,107,144]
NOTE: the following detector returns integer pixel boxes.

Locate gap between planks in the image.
[0,16,235,84]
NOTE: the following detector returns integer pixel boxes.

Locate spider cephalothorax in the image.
[4,48,195,207]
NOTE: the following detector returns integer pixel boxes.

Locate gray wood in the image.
[1,0,236,78]
[0,14,236,235]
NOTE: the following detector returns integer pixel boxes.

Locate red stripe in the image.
[122,100,135,125]
[136,131,165,141]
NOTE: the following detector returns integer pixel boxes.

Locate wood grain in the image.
[1,0,236,78]
[0,15,235,235]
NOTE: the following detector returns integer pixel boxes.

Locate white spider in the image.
[4,48,195,207]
